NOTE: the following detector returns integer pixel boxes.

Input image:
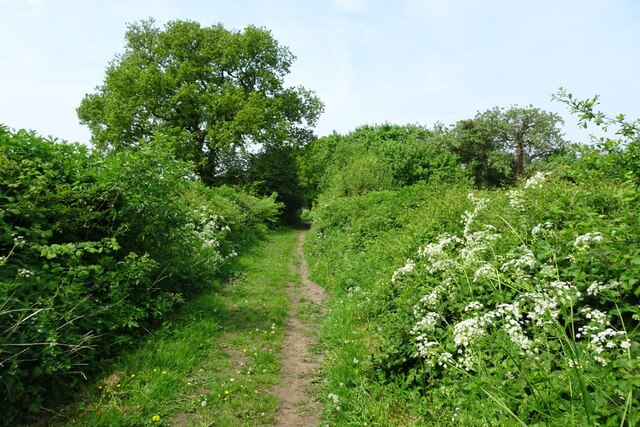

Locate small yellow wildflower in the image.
[130,374,135,378]
[162,370,167,375]
[224,390,230,395]
[152,414,161,422]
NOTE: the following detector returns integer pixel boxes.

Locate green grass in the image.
[49,229,300,426]
[306,175,640,426]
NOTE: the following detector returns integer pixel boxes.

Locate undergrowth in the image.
[308,169,639,425]
[48,229,299,426]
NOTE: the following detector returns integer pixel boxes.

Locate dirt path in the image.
[271,231,327,426]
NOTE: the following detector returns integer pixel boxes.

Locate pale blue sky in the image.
[1,0,639,144]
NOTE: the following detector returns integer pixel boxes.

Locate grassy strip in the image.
[306,186,469,425]
[50,229,300,426]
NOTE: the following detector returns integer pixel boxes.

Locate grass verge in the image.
[48,228,300,426]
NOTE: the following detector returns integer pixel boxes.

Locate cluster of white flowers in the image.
[453,316,489,347]
[484,303,533,355]
[473,263,495,283]
[507,189,525,211]
[464,301,484,312]
[576,306,629,364]
[419,285,445,308]
[539,263,557,279]
[414,333,454,368]
[414,195,491,276]
[573,232,604,251]
[327,393,340,410]
[586,280,619,297]
[462,193,489,237]
[195,210,224,248]
[411,311,439,335]
[500,247,536,273]
[525,292,560,327]
[414,339,439,359]
[579,307,608,328]
[17,268,33,278]
[418,234,462,259]
[548,280,581,305]
[531,222,553,237]
[418,235,461,274]
[391,259,415,284]
[13,234,26,248]
[503,315,533,353]
[396,186,635,374]
[2,234,27,266]
[589,328,628,365]
[524,171,550,189]
[461,227,499,265]
[186,207,238,261]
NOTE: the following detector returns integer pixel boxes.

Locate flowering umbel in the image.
[394,181,633,373]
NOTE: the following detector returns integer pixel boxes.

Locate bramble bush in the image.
[0,125,281,424]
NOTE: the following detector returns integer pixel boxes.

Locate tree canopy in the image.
[78,19,323,184]
[485,106,565,176]
[449,106,566,185]
[299,124,468,199]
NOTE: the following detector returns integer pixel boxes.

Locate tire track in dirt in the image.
[272,231,327,426]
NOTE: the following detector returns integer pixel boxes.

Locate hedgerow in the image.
[0,126,281,424]
[307,131,639,425]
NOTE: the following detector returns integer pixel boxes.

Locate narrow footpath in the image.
[272,231,328,426]
[51,229,328,426]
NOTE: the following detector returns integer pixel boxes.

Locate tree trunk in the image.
[192,126,217,186]
[515,134,525,177]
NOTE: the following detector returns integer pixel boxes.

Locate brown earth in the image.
[271,231,328,426]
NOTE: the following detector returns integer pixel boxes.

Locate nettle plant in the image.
[391,172,638,425]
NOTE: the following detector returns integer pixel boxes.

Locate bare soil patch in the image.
[272,231,328,426]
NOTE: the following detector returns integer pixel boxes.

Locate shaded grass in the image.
[49,228,300,426]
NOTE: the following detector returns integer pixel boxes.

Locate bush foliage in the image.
[0,125,281,424]
[307,110,639,425]
[299,123,469,201]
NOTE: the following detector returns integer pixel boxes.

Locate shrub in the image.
[307,143,638,425]
[299,124,469,201]
[376,174,639,425]
[0,126,281,424]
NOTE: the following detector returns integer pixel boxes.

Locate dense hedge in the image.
[0,126,281,423]
[299,124,469,201]
[308,143,639,425]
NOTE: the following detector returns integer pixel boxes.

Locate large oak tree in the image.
[78,19,323,184]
